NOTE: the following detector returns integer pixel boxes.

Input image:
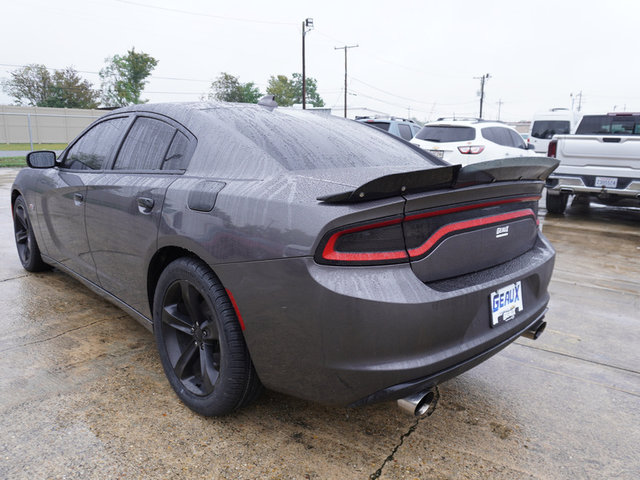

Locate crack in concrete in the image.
[369,387,440,480]
[0,316,126,353]
[0,274,29,283]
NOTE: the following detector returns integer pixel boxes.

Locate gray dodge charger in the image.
[11,101,557,416]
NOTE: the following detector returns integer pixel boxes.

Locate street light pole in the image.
[302,18,314,109]
[335,44,359,118]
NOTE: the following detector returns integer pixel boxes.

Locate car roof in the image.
[424,119,515,129]
[102,102,441,179]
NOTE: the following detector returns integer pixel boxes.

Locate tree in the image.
[208,72,262,103]
[43,68,100,109]
[1,64,100,108]
[266,73,325,107]
[99,48,158,107]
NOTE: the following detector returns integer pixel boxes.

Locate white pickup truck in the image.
[545,112,640,213]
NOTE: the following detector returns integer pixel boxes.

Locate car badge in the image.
[496,226,509,238]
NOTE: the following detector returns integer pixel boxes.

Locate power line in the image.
[112,0,297,26]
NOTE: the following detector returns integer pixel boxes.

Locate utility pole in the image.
[335,44,359,118]
[301,18,314,109]
[496,99,503,121]
[576,90,583,112]
[474,73,490,118]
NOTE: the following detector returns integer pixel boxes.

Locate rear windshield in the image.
[415,126,476,142]
[531,120,570,139]
[203,107,438,172]
[576,115,640,135]
[364,121,390,132]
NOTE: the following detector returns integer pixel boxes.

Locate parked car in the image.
[12,101,557,417]
[411,118,537,166]
[356,116,421,140]
[546,112,640,213]
[529,108,577,154]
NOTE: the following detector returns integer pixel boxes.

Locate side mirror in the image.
[26,151,56,169]
[526,143,536,150]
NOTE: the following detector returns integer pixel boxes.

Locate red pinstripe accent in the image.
[226,289,245,331]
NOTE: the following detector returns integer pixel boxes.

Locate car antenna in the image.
[258,95,278,111]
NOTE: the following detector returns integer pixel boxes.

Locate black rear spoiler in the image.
[317,157,559,203]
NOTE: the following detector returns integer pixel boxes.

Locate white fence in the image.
[0,105,106,147]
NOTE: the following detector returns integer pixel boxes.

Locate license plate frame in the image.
[490,281,523,327]
[428,149,444,159]
[595,176,618,188]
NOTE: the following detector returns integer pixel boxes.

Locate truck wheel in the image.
[546,191,568,214]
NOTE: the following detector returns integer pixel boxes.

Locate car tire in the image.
[546,191,568,215]
[153,257,262,416]
[13,195,50,272]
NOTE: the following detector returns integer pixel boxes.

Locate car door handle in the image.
[137,197,155,212]
[74,192,84,205]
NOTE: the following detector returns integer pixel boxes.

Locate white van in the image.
[529,108,577,154]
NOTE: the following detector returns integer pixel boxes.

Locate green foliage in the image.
[1,64,99,109]
[266,73,325,108]
[99,48,158,107]
[208,73,262,103]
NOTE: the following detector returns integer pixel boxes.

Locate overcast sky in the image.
[2,0,639,122]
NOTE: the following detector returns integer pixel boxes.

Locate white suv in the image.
[411,118,538,166]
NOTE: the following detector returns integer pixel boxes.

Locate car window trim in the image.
[104,112,197,173]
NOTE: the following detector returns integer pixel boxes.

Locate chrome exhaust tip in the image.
[397,387,439,417]
[522,320,547,340]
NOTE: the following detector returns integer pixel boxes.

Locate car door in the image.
[84,115,195,317]
[36,116,131,284]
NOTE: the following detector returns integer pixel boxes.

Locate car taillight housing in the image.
[547,139,557,157]
[457,145,485,154]
[315,197,540,266]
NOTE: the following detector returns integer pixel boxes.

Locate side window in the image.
[162,131,191,170]
[397,124,413,141]
[482,127,513,147]
[114,117,176,170]
[507,129,526,148]
[62,117,129,170]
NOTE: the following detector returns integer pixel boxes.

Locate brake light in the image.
[457,145,485,154]
[317,196,540,265]
[547,139,557,157]
[320,217,408,264]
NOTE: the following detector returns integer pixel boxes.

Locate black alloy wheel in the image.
[153,257,261,416]
[160,278,221,396]
[13,196,49,272]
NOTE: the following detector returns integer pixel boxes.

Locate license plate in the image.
[595,176,617,188]
[428,149,444,159]
[490,281,523,326]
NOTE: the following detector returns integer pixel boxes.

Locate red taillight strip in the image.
[322,217,408,262]
[225,288,245,331]
[321,196,540,263]
[407,209,536,258]
[404,196,540,222]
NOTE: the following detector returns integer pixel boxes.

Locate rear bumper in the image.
[215,233,555,406]
[547,173,640,199]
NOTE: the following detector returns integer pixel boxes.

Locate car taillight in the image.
[547,140,557,157]
[457,145,485,154]
[316,197,540,266]
[318,217,408,265]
